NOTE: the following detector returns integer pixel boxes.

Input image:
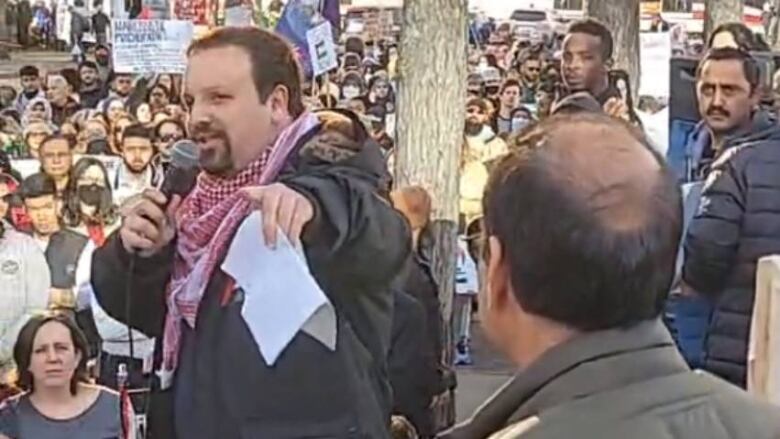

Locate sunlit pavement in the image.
[455,321,515,422]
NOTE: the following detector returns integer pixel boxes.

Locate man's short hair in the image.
[500,79,521,95]
[696,47,760,93]
[19,173,57,200]
[79,61,98,72]
[19,65,39,78]
[122,124,153,143]
[466,97,489,113]
[188,27,304,118]
[483,113,682,331]
[567,18,614,62]
[154,118,186,139]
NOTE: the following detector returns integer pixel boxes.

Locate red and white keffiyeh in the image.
[161,112,320,375]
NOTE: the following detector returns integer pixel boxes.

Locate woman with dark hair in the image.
[709,22,769,51]
[0,313,122,438]
[153,74,180,105]
[147,84,170,113]
[62,158,117,246]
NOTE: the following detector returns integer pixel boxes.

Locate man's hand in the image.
[680,281,700,297]
[241,183,314,248]
[603,97,629,120]
[120,189,181,256]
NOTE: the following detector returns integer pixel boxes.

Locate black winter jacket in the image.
[683,111,780,387]
[91,110,410,438]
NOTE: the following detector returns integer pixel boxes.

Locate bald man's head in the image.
[46,75,72,106]
[483,113,682,331]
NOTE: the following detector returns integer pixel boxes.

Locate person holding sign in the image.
[90,27,409,438]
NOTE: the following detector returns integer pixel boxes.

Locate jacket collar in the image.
[447,319,689,439]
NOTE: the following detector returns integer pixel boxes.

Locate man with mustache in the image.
[113,124,161,207]
[89,27,408,438]
[683,48,780,388]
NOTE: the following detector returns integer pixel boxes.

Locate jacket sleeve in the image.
[683,151,747,295]
[0,241,51,367]
[283,163,411,290]
[90,231,174,338]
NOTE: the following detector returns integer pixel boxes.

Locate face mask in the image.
[343,86,361,99]
[512,117,530,132]
[78,184,103,207]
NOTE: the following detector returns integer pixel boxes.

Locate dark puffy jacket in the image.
[683,111,780,387]
[91,110,410,438]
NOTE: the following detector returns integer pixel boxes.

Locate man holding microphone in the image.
[90,27,409,438]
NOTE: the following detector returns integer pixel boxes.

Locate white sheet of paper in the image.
[221,211,337,366]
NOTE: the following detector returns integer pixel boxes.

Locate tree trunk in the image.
[394,0,467,427]
[771,0,780,49]
[584,0,641,101]
[704,0,743,40]
[395,0,466,324]
[0,0,8,40]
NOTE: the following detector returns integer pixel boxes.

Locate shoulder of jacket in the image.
[488,416,541,439]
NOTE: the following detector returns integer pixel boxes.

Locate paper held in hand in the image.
[221,211,337,366]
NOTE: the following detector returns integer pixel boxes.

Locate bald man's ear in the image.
[485,236,512,314]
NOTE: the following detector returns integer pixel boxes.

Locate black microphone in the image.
[124,140,199,371]
[159,140,200,205]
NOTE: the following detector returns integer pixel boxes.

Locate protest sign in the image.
[112,20,194,74]
[306,21,338,77]
[640,32,672,98]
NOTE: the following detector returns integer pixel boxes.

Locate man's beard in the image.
[125,159,149,174]
[23,89,39,99]
[465,121,483,136]
[191,121,234,176]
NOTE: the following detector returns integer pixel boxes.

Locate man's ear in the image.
[265,84,291,122]
[604,58,614,70]
[485,236,511,313]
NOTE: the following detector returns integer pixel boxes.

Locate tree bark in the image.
[0,0,8,41]
[704,0,743,40]
[395,0,466,354]
[395,0,467,428]
[584,0,641,101]
[771,0,780,49]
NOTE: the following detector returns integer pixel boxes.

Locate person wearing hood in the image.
[340,71,366,103]
[20,97,54,132]
[363,73,396,115]
[682,48,780,388]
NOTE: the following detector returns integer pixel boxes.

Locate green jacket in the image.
[442,320,780,439]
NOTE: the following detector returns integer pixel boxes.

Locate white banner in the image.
[639,32,672,99]
[112,20,194,74]
[306,21,338,77]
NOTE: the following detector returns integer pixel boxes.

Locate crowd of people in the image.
[0,4,778,439]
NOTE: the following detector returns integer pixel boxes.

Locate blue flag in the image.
[275,0,339,79]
